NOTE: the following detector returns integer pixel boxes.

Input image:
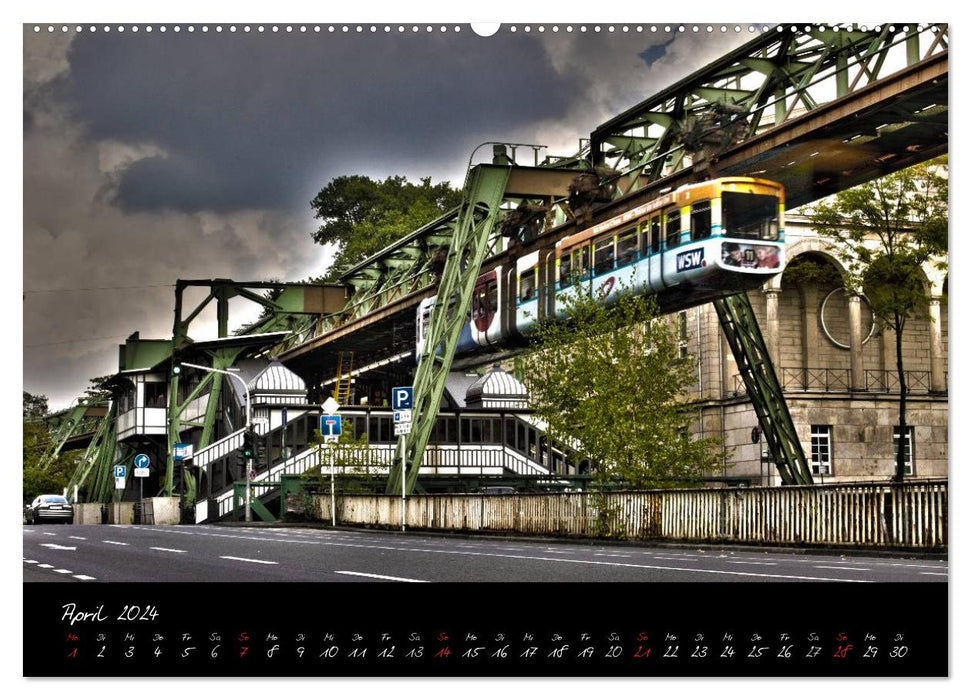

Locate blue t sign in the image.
[320,415,342,439]
[392,386,413,410]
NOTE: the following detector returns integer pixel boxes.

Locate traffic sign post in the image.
[392,386,413,532]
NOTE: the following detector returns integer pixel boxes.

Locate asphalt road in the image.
[23,524,947,583]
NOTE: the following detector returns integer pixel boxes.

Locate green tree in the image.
[23,390,48,419]
[810,158,947,481]
[309,175,462,281]
[22,392,76,501]
[519,285,723,489]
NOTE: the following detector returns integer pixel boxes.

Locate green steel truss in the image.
[713,294,813,485]
[590,24,948,194]
[386,164,513,494]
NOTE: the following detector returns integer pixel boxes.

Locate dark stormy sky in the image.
[23,19,759,410]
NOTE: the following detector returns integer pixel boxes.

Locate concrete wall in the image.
[144,497,181,525]
[73,503,102,525]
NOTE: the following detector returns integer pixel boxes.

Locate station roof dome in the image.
[465,364,528,409]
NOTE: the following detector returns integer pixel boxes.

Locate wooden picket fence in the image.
[320,480,947,549]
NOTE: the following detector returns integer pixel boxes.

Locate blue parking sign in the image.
[392,386,413,410]
[114,465,127,479]
[320,414,342,438]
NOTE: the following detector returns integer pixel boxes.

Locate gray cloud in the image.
[23,25,748,409]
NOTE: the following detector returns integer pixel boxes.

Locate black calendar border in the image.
[23,581,948,677]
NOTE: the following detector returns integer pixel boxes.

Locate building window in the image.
[893,426,915,476]
[810,425,832,475]
[677,311,689,360]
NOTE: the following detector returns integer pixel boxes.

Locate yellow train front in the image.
[514,177,787,334]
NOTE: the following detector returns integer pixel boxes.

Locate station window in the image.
[617,229,638,266]
[519,269,536,302]
[593,237,616,275]
[893,426,915,476]
[690,200,712,241]
[810,425,832,476]
[143,381,167,409]
[665,208,682,249]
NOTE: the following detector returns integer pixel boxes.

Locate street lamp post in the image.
[176,362,253,522]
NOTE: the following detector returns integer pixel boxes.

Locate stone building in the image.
[680,214,948,485]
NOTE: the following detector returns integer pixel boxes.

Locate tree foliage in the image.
[309,175,463,281]
[22,392,76,501]
[519,285,723,489]
[809,157,948,481]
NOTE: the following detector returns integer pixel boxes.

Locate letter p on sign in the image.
[392,386,413,410]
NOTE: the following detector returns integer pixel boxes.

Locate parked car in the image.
[25,495,74,524]
[479,486,516,495]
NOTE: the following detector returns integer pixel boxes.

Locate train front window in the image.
[722,192,780,240]
[690,200,712,241]
[593,237,615,275]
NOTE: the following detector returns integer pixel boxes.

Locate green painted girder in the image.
[386,164,512,494]
[713,294,813,486]
[38,404,91,470]
[590,24,948,192]
[65,401,116,501]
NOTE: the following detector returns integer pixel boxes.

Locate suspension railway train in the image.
[417,176,786,358]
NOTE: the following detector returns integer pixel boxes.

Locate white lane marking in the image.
[43,532,58,536]
[103,541,129,546]
[919,572,948,577]
[73,575,96,581]
[728,560,778,566]
[814,565,870,571]
[220,556,278,565]
[37,564,54,569]
[24,560,38,564]
[68,536,87,540]
[150,547,187,553]
[144,527,871,582]
[54,569,73,574]
[335,571,427,582]
[594,553,632,558]
[40,543,76,551]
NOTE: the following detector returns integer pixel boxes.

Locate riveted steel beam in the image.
[713,294,813,485]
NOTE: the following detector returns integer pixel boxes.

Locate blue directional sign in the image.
[134,453,151,469]
[320,414,342,439]
[114,465,127,479]
[392,386,413,410]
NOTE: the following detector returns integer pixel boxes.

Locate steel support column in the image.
[386,164,512,494]
[713,293,813,485]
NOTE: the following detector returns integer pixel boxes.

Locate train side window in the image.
[617,230,638,266]
[576,246,591,278]
[593,237,615,275]
[519,268,536,302]
[651,215,662,253]
[487,280,498,315]
[665,208,682,249]
[691,200,712,240]
[559,253,572,287]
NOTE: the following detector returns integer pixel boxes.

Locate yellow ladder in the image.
[333,351,354,405]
